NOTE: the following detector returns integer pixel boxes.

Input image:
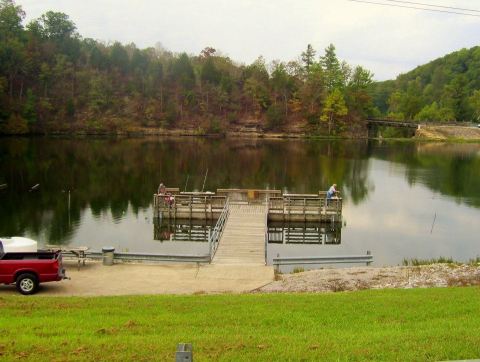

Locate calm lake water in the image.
[0,137,479,267]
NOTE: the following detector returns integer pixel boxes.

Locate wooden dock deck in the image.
[154,189,342,223]
[152,188,343,265]
[212,204,266,265]
[153,193,227,220]
[148,187,366,267]
[268,194,342,223]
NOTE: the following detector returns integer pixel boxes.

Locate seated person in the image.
[158,183,174,206]
[326,184,339,199]
[158,183,166,195]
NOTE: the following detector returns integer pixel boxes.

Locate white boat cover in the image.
[0,237,38,253]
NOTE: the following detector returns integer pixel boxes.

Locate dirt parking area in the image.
[0,261,274,296]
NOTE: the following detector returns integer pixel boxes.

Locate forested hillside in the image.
[372,47,480,123]
[0,0,376,135]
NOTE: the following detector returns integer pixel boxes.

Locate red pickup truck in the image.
[0,238,67,295]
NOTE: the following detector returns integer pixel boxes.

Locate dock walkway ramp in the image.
[212,204,266,265]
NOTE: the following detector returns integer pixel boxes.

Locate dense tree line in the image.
[372,47,480,123]
[0,0,375,135]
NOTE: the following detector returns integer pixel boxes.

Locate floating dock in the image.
[153,188,342,223]
[152,188,347,265]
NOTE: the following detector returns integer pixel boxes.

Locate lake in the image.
[0,137,479,267]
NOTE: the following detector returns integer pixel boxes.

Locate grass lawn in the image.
[0,287,479,361]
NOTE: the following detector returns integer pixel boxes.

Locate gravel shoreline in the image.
[258,264,480,293]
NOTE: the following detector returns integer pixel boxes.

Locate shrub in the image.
[1,114,29,134]
[208,118,223,134]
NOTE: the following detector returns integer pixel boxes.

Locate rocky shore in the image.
[259,264,480,293]
[416,125,480,140]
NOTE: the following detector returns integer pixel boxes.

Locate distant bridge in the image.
[366,119,419,129]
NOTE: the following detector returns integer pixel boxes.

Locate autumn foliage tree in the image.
[0,1,381,135]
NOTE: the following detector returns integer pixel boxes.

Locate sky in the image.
[15,0,480,81]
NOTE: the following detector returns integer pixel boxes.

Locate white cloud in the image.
[16,0,480,80]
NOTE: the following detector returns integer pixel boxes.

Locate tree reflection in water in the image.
[0,137,478,247]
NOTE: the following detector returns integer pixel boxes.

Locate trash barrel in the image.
[102,246,115,266]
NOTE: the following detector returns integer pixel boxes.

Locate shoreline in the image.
[2,125,480,142]
[1,261,478,297]
[0,127,355,140]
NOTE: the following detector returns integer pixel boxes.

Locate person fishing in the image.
[326,183,339,200]
[158,183,166,195]
[158,182,174,206]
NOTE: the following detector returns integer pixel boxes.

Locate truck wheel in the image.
[16,273,39,295]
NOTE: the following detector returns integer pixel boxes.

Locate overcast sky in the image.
[15,0,480,80]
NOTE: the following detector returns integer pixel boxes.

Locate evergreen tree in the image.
[301,44,316,72]
[321,44,344,93]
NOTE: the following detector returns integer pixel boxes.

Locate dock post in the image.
[153,194,157,218]
[189,196,192,221]
[204,196,207,220]
[303,198,306,223]
[274,253,280,273]
[318,223,322,244]
[174,198,177,223]
[209,197,213,220]
[287,197,291,220]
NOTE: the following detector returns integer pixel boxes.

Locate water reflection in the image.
[154,218,213,242]
[268,221,341,245]
[0,137,374,245]
[373,142,480,208]
[267,221,346,272]
[0,137,479,266]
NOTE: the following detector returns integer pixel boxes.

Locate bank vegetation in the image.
[0,0,376,137]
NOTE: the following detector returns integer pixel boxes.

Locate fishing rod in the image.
[201,168,208,192]
[430,212,437,234]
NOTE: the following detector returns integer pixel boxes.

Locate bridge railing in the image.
[217,189,281,203]
[366,118,419,128]
[264,200,269,265]
[154,194,227,219]
[273,253,373,270]
[209,198,230,261]
[267,194,342,218]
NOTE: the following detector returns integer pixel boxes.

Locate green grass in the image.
[402,256,456,266]
[1,288,479,361]
[468,256,480,265]
[402,257,480,266]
